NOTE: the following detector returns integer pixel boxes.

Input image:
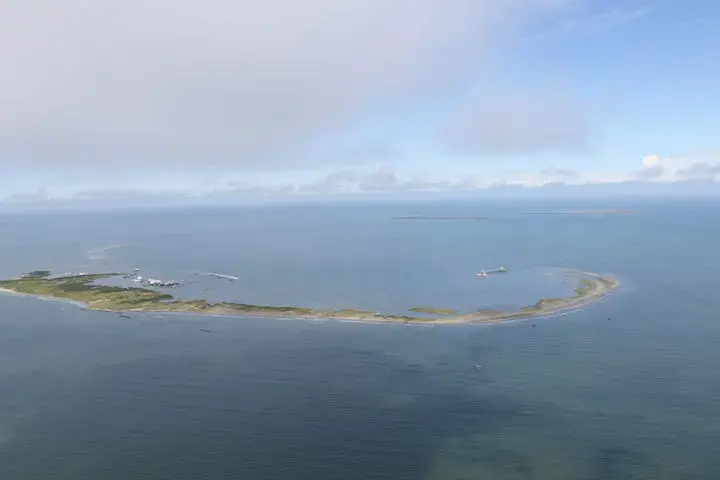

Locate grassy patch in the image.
[409,306,457,315]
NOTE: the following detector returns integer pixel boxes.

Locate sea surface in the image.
[1,198,719,479]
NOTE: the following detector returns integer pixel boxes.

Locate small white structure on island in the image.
[475,266,506,278]
[208,272,239,281]
[131,275,182,288]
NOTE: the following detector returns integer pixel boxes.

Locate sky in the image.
[1,0,719,207]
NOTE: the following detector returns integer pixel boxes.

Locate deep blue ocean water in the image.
[1,198,719,479]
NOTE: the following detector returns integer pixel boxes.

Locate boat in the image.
[475,266,506,277]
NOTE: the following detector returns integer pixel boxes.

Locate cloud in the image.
[2,183,299,211]
[441,89,590,155]
[676,162,720,178]
[0,0,579,170]
[5,148,719,209]
[4,163,719,211]
[300,153,720,195]
[632,154,673,180]
[301,166,500,193]
[635,165,665,180]
[539,167,581,179]
[634,153,720,181]
[641,154,660,168]
[296,167,395,193]
[2,187,184,211]
[4,188,51,203]
[71,188,185,202]
[358,166,400,191]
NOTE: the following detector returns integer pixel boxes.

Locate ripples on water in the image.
[1,199,720,479]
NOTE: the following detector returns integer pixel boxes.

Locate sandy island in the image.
[0,269,619,324]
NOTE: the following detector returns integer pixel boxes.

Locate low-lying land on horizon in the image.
[524,209,636,215]
[0,269,619,324]
[392,210,634,221]
[391,215,487,221]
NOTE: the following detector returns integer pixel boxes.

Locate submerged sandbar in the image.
[0,269,619,324]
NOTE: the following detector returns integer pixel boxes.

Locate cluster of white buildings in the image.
[130,275,182,288]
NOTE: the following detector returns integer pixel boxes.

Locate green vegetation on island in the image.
[0,269,619,324]
[0,273,174,310]
[409,307,458,315]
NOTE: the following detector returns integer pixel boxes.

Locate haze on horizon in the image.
[1,0,719,209]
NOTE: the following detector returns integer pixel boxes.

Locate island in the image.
[0,270,619,324]
[524,209,636,215]
[409,307,458,315]
[392,216,487,221]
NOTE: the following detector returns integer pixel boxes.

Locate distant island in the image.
[409,306,458,315]
[392,210,635,221]
[524,209,635,215]
[0,269,619,324]
[391,216,487,221]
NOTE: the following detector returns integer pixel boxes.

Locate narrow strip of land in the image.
[0,269,618,324]
[391,216,487,221]
[524,209,635,215]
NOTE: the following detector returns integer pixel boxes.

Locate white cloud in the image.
[301,152,720,194]
[634,153,720,182]
[539,167,581,178]
[676,162,720,178]
[641,154,661,168]
[0,0,582,170]
[4,150,720,207]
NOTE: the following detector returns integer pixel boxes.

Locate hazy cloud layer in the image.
[441,89,590,155]
[297,165,584,194]
[677,162,720,178]
[634,154,720,182]
[634,165,664,180]
[5,177,718,213]
[5,150,719,207]
[4,162,719,211]
[0,0,582,169]
[539,167,581,179]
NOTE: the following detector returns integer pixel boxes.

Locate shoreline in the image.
[0,269,620,325]
[0,287,89,307]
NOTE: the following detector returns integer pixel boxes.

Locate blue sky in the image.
[1,0,719,206]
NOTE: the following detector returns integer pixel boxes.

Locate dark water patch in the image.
[0,318,535,480]
[594,446,645,480]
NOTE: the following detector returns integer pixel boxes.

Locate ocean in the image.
[1,197,719,479]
